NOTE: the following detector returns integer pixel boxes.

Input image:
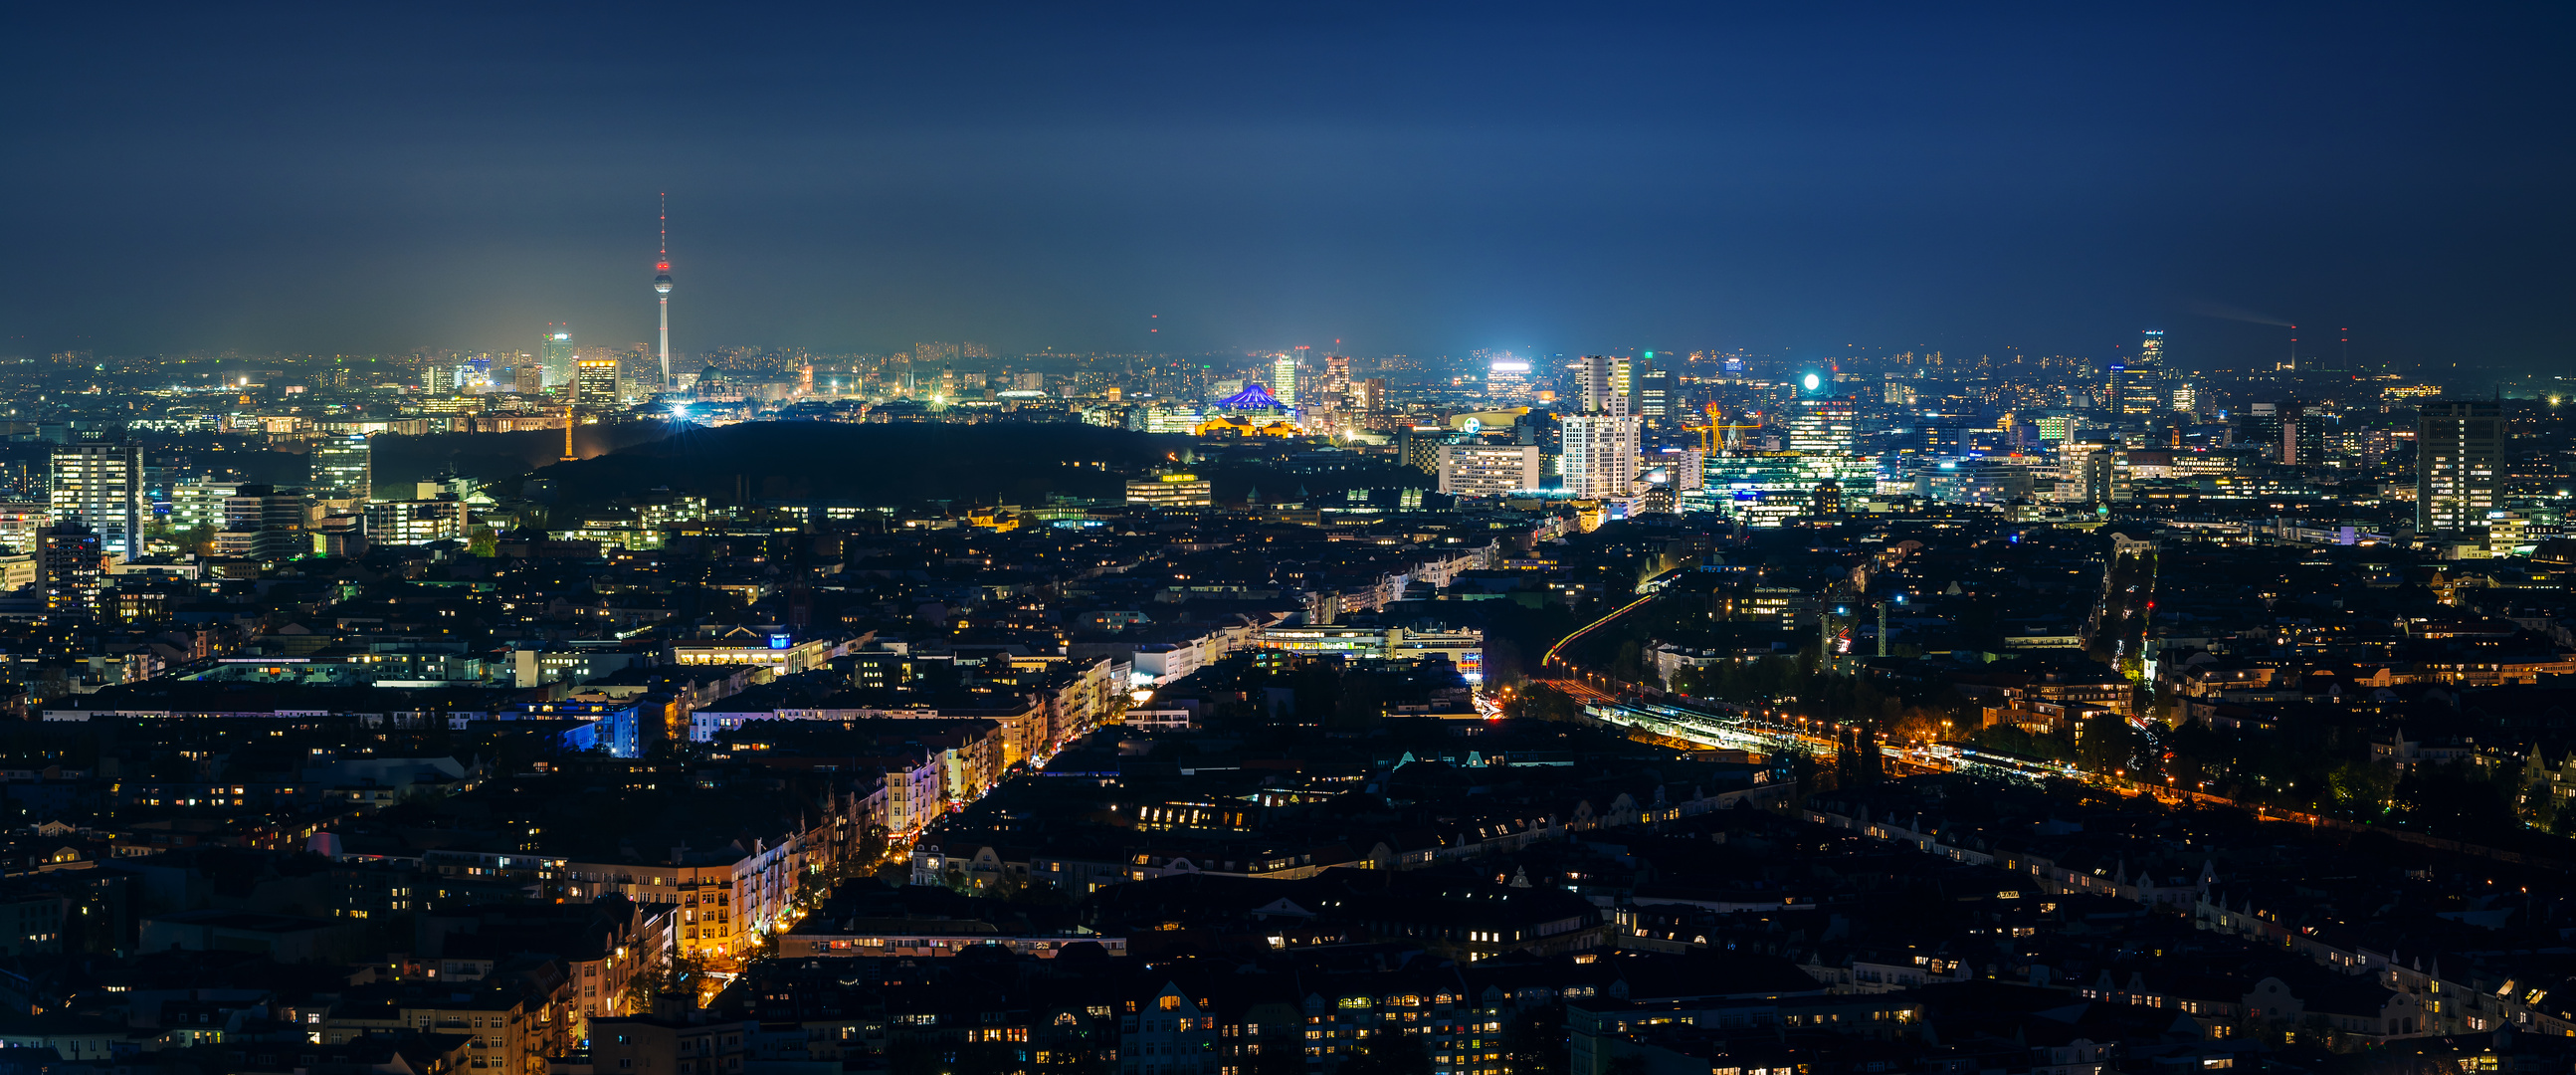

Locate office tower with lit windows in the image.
[1638,368,1675,423]
[308,435,372,502]
[1559,412,1642,500]
[36,521,102,614]
[2277,401,2327,465]
[1322,355,1351,400]
[0,502,48,554]
[2054,442,2115,505]
[2239,402,2325,464]
[2417,400,2502,535]
[577,359,623,406]
[1270,354,1298,407]
[516,356,548,393]
[1559,354,1643,500]
[1436,443,1543,498]
[2110,329,2167,420]
[217,485,309,560]
[1571,354,1634,414]
[542,326,577,388]
[47,444,143,558]
[1783,397,1858,455]
[364,498,472,545]
[1486,357,1531,396]
[1124,473,1214,509]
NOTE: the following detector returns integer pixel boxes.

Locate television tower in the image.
[655,194,674,390]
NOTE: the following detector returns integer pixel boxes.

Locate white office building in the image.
[1437,444,1542,498]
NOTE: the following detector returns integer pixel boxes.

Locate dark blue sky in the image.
[3,3,2569,373]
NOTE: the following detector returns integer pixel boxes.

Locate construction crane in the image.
[1684,402,1765,453]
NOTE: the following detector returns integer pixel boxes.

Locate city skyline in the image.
[0,6,2570,1064]
[4,5,2572,373]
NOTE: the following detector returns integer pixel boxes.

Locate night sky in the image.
[4,4,2569,373]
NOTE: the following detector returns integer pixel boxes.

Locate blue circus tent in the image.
[1217,383,1283,409]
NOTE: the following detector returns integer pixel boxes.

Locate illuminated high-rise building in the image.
[1486,357,1531,396]
[1560,355,1642,500]
[1638,368,1675,421]
[48,444,143,559]
[498,357,537,393]
[1323,355,1352,399]
[2417,400,2502,535]
[541,326,576,388]
[577,358,623,406]
[1271,354,1298,407]
[1571,355,1634,414]
[2111,329,2166,419]
[36,521,101,615]
[308,435,372,501]
[217,485,309,560]
[1560,412,1642,500]
[1784,398,1858,455]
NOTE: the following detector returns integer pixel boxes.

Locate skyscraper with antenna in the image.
[654,194,673,391]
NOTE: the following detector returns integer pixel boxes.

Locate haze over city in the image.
[5,4,2572,372]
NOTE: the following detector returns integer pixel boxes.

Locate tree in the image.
[1668,666,1703,696]
[2077,712,2142,777]
[1342,1030,1430,1075]
[1504,684,1582,723]
[1501,1003,1567,1075]
[164,525,217,556]
[1253,1033,1305,1075]
[947,1038,1026,1075]
[1483,635,1528,689]
[1835,726,1882,788]
[621,949,701,1013]
[2324,760,2399,819]
[1974,723,2075,763]
[1887,705,1949,745]
[1610,640,1648,686]
[2392,760,2518,841]
[886,1037,946,1075]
